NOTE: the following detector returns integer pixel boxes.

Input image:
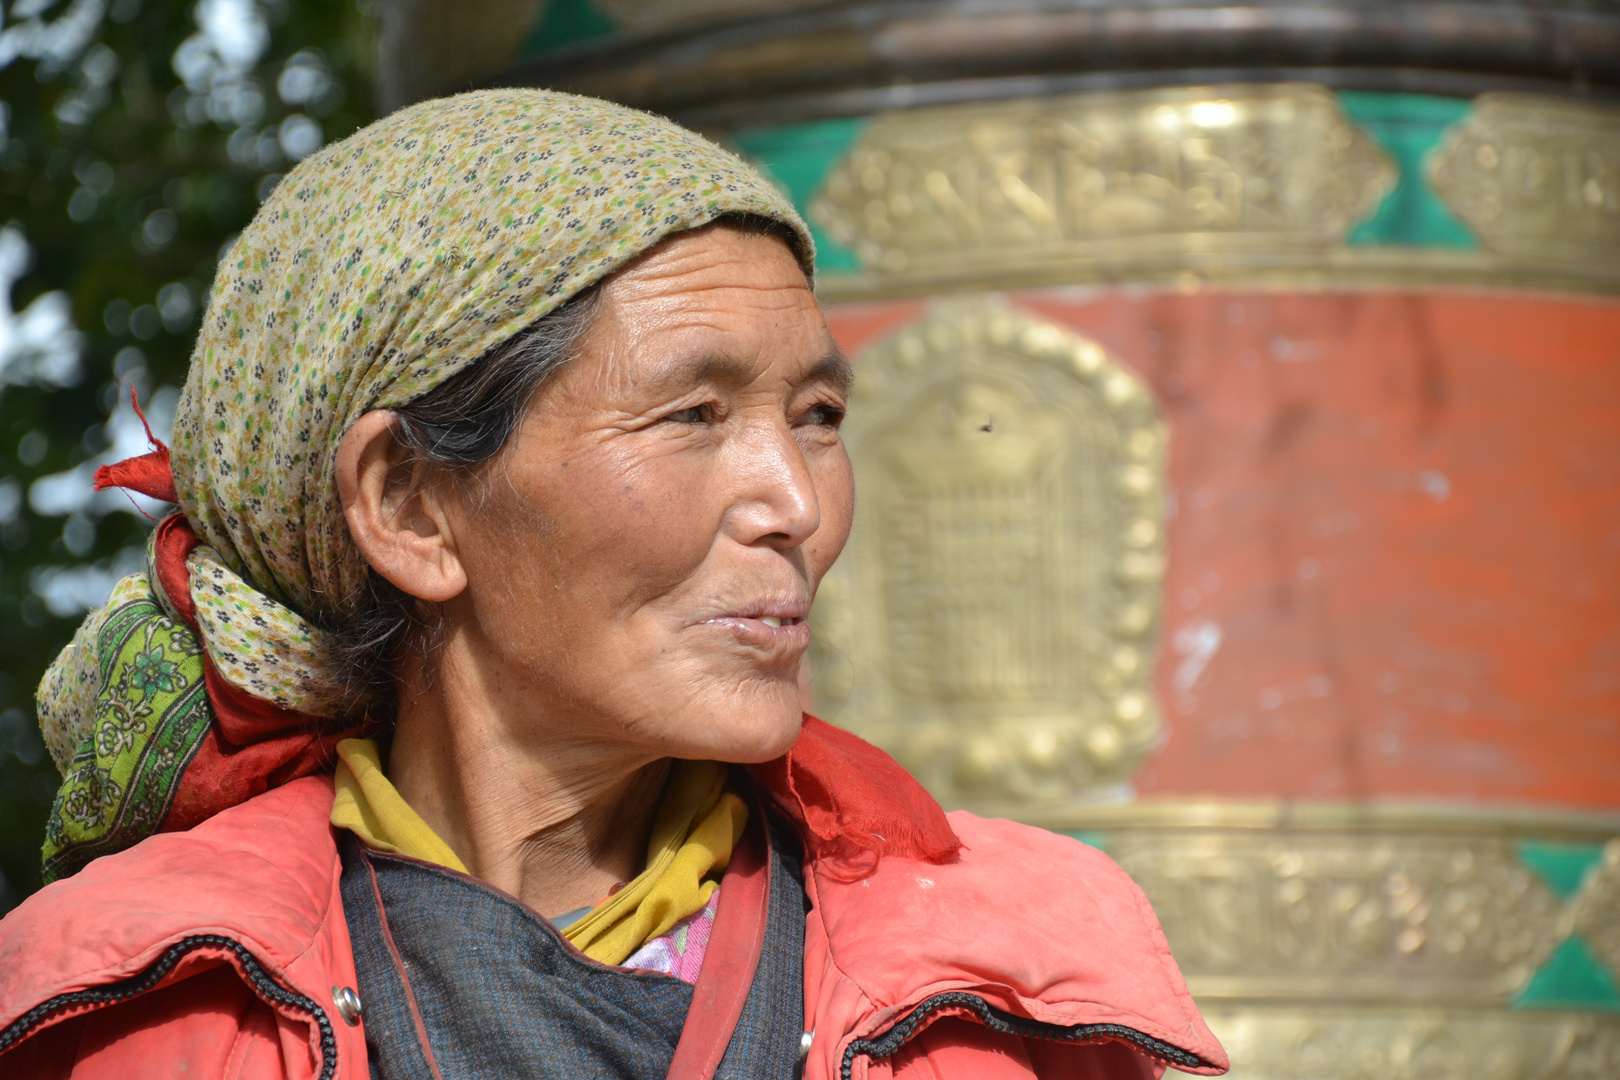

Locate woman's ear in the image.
[335,411,468,604]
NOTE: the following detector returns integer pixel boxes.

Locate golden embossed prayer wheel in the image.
[378,3,1620,1074]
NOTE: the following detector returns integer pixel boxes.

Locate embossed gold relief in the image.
[1572,840,1620,978]
[1103,830,1563,1004]
[1166,1007,1620,1080]
[1027,806,1620,1077]
[808,300,1165,812]
[811,84,1395,276]
[1031,803,1620,997]
[1431,94,1620,263]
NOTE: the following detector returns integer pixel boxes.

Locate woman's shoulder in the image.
[0,776,364,1079]
[810,811,1192,973]
[801,812,1228,1079]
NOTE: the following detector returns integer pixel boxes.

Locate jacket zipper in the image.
[839,990,1211,1080]
[0,932,338,1079]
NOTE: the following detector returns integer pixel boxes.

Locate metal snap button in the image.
[799,1030,814,1062]
[332,984,363,1026]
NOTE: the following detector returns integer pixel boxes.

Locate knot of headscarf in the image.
[34,89,959,885]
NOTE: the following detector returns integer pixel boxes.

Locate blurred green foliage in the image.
[0,0,375,914]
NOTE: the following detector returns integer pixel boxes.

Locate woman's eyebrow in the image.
[644,354,754,393]
[805,350,854,396]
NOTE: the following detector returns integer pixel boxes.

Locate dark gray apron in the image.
[338,808,805,1080]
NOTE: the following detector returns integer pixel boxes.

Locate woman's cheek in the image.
[809,450,855,582]
[585,458,721,599]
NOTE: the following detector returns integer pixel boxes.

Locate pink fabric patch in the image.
[622,885,721,984]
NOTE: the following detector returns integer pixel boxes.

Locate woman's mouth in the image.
[701,608,810,652]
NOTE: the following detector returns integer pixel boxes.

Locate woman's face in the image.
[439,226,852,763]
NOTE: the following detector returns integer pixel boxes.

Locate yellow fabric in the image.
[564,758,746,963]
[331,739,747,965]
[332,739,469,873]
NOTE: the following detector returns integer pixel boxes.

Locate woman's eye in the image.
[802,403,846,429]
[663,406,707,424]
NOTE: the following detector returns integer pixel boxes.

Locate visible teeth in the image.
[760,616,783,628]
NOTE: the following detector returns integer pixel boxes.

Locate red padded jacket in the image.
[0,774,1226,1079]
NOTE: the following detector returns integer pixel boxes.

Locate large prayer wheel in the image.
[379,2,1620,1074]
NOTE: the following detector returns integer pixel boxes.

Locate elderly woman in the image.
[0,93,1225,1080]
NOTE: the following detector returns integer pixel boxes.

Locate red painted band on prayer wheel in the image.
[826,290,1620,810]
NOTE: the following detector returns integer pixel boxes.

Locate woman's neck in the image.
[385,648,670,918]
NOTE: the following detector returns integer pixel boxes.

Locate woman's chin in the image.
[669,693,806,764]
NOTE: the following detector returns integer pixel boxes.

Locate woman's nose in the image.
[726,420,822,549]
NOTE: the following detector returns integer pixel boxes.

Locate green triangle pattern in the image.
[1336,91,1478,249]
[522,0,619,56]
[732,119,868,274]
[1062,830,1108,853]
[1518,839,1605,901]
[1514,936,1620,1012]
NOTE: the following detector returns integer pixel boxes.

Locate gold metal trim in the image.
[1431,93,1620,265]
[1572,840,1620,980]
[809,298,1165,813]
[1168,1006,1620,1079]
[813,245,1620,304]
[812,84,1394,276]
[1106,827,1564,1006]
[1020,802,1620,1009]
[1024,799,1620,840]
[805,85,1620,299]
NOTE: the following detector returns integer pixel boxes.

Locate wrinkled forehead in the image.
[581,227,838,383]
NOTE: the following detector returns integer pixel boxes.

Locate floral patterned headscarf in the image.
[34,89,810,882]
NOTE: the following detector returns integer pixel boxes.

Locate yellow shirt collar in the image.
[330,738,747,965]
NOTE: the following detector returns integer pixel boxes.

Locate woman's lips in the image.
[701,612,810,652]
